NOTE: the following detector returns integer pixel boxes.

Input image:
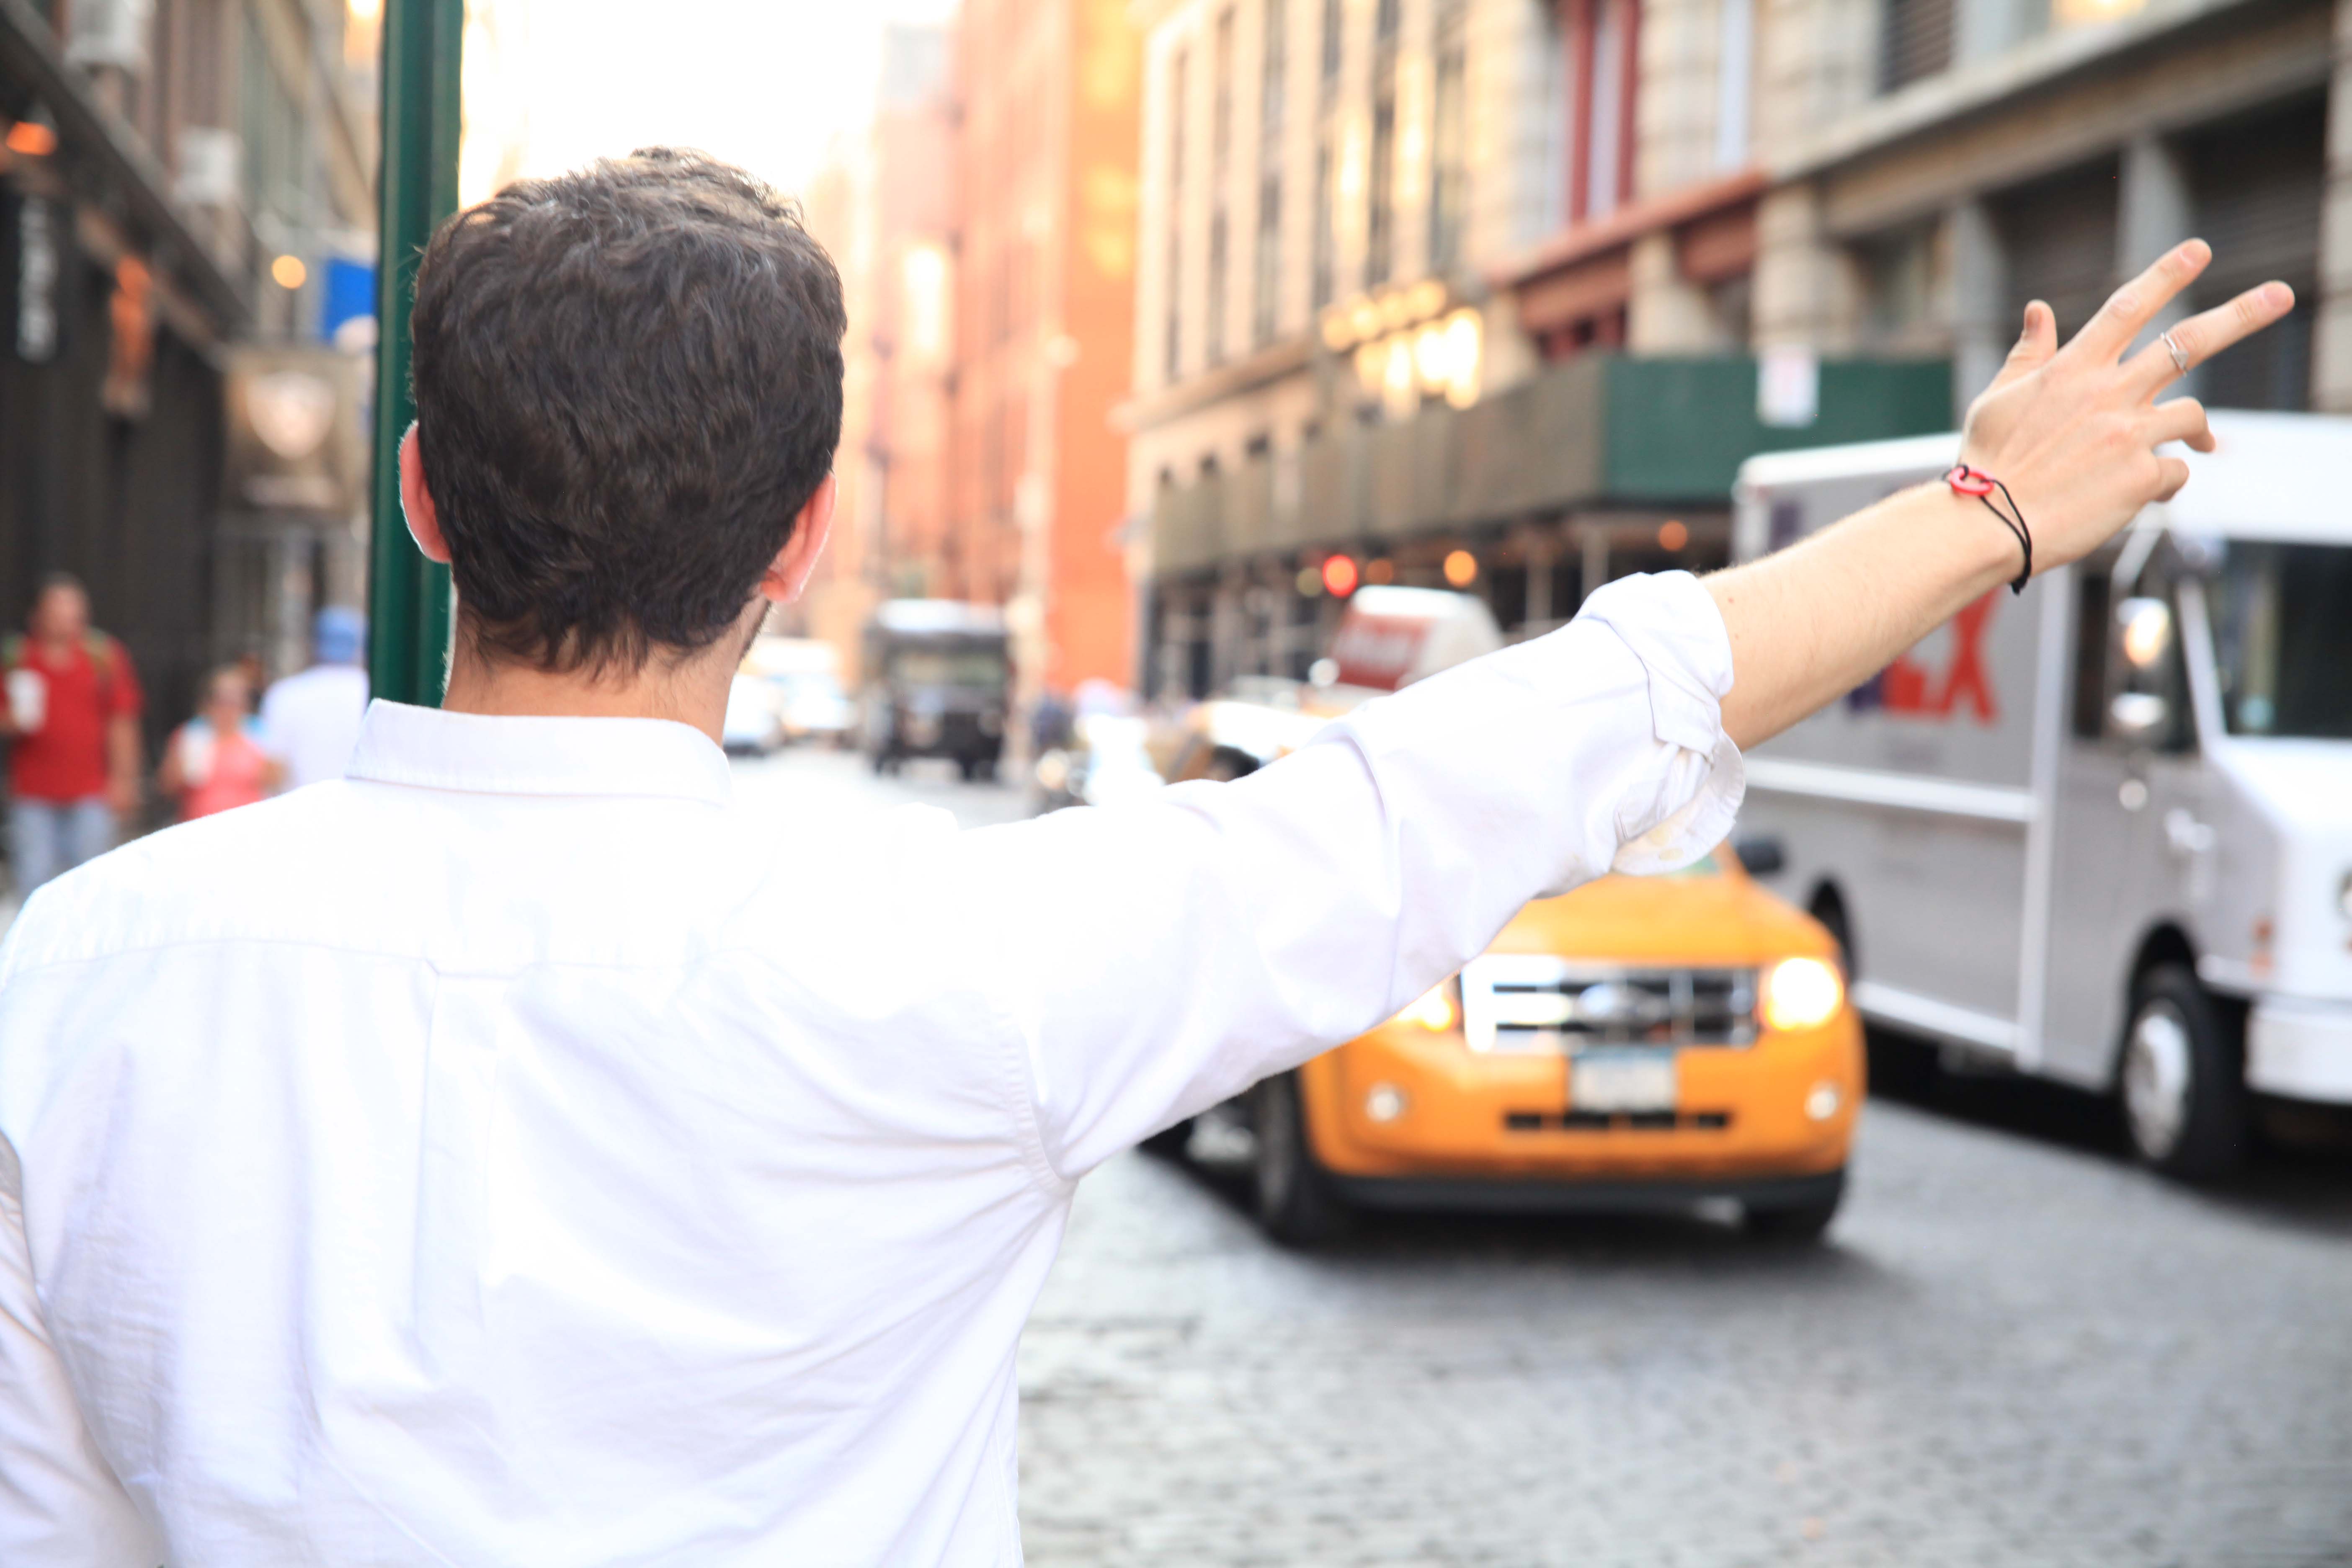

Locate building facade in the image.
[2,0,375,755]
[951,0,1143,703]
[1130,0,2343,698]
[798,23,961,682]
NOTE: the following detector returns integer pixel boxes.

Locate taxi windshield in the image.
[1660,853,1720,878]
[2210,542,2352,739]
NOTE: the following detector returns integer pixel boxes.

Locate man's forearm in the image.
[1707,484,2017,751]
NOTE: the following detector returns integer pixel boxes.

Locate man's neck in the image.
[439,643,735,745]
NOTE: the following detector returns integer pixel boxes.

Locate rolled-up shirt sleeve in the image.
[952,570,1743,1179]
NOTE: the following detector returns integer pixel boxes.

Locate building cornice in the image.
[1770,0,2286,183]
[1490,168,1767,290]
[1114,335,1316,435]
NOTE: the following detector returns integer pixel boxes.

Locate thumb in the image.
[1986,301,2057,392]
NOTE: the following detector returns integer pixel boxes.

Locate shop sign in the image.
[224,346,366,515]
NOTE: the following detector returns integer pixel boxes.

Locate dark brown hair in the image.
[410,147,845,673]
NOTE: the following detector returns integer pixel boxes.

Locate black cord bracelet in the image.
[1943,465,2032,594]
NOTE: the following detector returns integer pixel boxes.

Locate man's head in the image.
[29,574,89,645]
[409,148,846,676]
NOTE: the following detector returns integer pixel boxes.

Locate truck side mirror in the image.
[1735,836,1787,877]
[2115,597,2173,670]
[2109,691,2170,740]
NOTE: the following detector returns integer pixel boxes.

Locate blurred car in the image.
[1146,585,1863,1245]
[1246,849,1862,1246]
[721,673,786,755]
[742,637,856,747]
[1034,714,1171,812]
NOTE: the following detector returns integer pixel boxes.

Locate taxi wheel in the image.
[1251,1072,1352,1248]
[1741,1172,1845,1243]
[2120,965,2248,1179]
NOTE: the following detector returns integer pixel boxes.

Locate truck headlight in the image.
[1398,980,1459,1033]
[1761,957,1845,1032]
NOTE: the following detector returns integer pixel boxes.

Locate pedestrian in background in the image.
[156,665,282,822]
[0,573,143,896]
[260,606,370,791]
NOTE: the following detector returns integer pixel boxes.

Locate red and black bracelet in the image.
[1944,464,2032,594]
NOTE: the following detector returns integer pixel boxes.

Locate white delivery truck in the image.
[1732,412,2352,1176]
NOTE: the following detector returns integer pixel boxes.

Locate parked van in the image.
[1733,412,2352,1176]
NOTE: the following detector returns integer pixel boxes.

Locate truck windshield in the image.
[2210,542,2352,739]
[891,648,1007,689]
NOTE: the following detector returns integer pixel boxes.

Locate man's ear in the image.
[758,474,838,604]
[399,423,453,565]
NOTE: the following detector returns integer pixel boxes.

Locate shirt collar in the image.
[346,700,733,805]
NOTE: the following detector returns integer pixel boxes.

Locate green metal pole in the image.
[368,0,464,706]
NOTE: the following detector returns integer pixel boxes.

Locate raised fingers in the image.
[2062,240,2210,367]
[2144,395,2215,454]
[2128,281,2298,396]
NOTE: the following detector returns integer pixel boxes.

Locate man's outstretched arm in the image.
[1711,241,2288,749]
[958,242,2289,1178]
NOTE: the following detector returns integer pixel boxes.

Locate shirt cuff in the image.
[1576,571,1746,875]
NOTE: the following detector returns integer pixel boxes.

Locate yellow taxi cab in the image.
[1246,848,1862,1246]
[1150,585,1863,1246]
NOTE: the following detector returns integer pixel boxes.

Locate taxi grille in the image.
[1461,957,1758,1053]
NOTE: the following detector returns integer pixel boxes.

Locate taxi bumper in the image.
[1300,1011,1862,1184]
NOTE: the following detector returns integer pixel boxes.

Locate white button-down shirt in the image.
[0,573,1741,1566]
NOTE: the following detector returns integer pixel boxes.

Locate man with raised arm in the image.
[0,150,2290,1565]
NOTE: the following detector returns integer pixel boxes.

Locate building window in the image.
[1878,0,1953,93]
[1367,73,1397,287]
[1312,0,1342,310]
[1255,0,1287,346]
[1565,0,1636,223]
[1207,9,1235,365]
[1165,47,1189,383]
[1714,0,1753,170]
[1556,0,1638,226]
[1429,0,1469,273]
[1207,210,1230,365]
[2186,97,2323,411]
[1312,128,1337,309]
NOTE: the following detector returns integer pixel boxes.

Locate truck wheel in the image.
[1251,1071,1352,1248]
[2120,964,2248,1179]
[1741,1171,1845,1243]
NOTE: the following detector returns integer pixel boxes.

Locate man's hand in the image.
[1957,240,2291,570]
[1706,240,2291,750]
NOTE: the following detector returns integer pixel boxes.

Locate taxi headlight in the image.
[1398,980,1459,1033]
[1761,957,1844,1033]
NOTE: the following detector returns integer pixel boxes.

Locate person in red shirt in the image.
[1,575,144,897]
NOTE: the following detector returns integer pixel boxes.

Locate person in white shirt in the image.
[258,606,371,791]
[0,148,2289,1565]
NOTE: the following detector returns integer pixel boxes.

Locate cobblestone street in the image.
[733,745,2352,1568]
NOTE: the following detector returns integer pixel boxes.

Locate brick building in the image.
[798,23,961,681]
[1129,0,2340,696]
